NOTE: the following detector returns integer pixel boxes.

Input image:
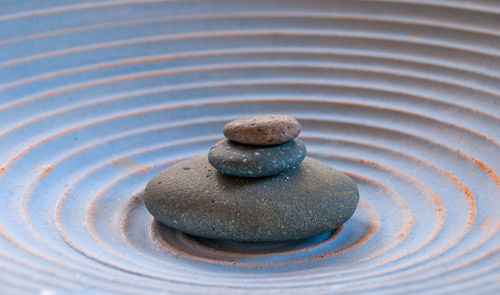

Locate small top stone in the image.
[223,114,301,146]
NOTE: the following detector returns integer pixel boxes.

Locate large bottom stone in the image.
[143,155,359,242]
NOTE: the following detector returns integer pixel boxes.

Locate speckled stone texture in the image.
[208,138,306,177]
[223,114,301,146]
[143,155,360,242]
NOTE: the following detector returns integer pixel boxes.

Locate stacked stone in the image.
[143,115,360,242]
[208,115,306,178]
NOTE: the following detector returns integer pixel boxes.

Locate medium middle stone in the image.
[208,139,306,177]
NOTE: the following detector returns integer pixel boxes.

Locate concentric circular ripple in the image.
[0,1,499,294]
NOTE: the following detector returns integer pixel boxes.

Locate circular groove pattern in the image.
[0,1,499,294]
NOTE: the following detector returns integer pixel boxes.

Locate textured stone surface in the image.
[223,114,301,145]
[208,138,306,177]
[143,155,360,242]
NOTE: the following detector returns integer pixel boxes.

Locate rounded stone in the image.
[208,139,306,177]
[223,114,301,146]
[143,155,360,242]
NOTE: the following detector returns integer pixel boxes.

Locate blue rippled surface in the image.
[0,1,499,294]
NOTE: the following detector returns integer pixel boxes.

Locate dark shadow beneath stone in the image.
[164,223,340,254]
[191,232,334,254]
